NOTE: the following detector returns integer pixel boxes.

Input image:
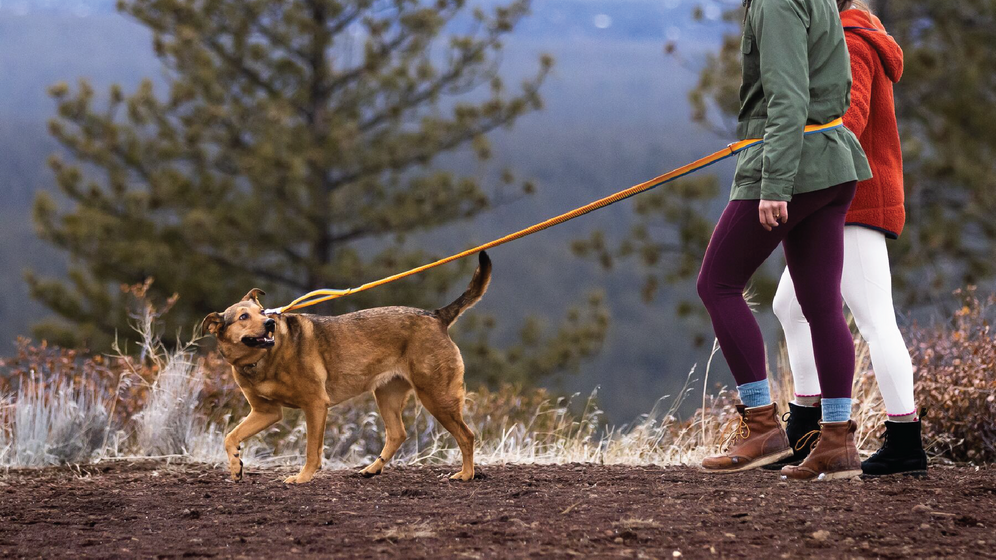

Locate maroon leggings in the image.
[697,181,858,399]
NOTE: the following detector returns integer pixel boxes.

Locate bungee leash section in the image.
[265,118,844,315]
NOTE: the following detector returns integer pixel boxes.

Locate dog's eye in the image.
[239,313,249,321]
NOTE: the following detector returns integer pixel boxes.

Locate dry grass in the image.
[377,521,437,542]
[614,517,663,530]
[5,375,108,466]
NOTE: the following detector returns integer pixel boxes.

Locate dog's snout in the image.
[264,318,275,333]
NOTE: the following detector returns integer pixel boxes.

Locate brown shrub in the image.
[0,338,146,425]
[909,287,996,463]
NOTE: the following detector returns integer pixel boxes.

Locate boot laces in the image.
[722,415,751,451]
[795,429,821,451]
[869,427,892,458]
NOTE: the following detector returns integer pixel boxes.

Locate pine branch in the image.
[331,79,544,189]
[354,30,508,136]
[202,36,307,112]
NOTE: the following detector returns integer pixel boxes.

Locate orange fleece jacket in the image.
[841,9,906,238]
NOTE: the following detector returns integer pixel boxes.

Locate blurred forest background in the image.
[1,0,993,422]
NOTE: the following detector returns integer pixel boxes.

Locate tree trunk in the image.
[306,0,333,290]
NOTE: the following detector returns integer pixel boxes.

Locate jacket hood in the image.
[841,9,904,83]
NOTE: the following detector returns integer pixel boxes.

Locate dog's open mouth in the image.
[241,334,275,348]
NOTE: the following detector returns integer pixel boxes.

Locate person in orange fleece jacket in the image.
[769,0,928,476]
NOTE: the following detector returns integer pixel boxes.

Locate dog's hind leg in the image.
[361,377,413,478]
[413,376,476,482]
[225,400,283,482]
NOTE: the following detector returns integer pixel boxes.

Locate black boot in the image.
[761,402,822,470]
[861,419,928,476]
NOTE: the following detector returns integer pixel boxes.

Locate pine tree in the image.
[28,0,607,386]
[877,1,996,301]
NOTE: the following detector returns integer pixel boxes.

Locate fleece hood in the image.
[841,9,904,83]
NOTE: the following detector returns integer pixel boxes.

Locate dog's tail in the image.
[435,251,492,328]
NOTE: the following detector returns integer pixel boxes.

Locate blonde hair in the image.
[837,0,871,12]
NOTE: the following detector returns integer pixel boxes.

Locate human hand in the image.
[759,200,788,231]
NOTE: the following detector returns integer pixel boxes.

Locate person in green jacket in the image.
[696,0,872,480]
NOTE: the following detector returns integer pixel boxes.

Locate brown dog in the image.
[201,252,491,484]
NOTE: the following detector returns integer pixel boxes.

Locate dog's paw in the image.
[284,472,315,484]
[358,461,384,478]
[447,470,475,482]
[358,468,382,478]
[229,458,244,482]
[226,444,243,481]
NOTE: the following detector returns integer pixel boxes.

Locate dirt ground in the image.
[2,461,994,559]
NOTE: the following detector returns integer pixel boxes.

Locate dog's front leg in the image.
[284,403,328,484]
[225,403,283,481]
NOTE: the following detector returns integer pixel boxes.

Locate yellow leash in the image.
[266,118,844,315]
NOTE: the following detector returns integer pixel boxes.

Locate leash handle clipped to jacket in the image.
[264,118,844,316]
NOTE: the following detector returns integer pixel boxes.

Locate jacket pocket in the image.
[740,27,760,86]
[741,33,753,55]
[734,144,763,186]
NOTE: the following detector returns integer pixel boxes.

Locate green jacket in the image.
[733,0,872,201]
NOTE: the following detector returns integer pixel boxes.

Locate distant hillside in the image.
[0,6,740,421]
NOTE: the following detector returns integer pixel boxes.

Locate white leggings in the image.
[773,226,917,417]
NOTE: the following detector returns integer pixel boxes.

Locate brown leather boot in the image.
[781,420,862,481]
[702,403,793,473]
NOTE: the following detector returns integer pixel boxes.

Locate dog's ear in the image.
[241,288,266,306]
[201,312,224,336]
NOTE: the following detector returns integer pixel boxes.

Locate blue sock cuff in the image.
[822,398,852,422]
[737,380,772,409]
